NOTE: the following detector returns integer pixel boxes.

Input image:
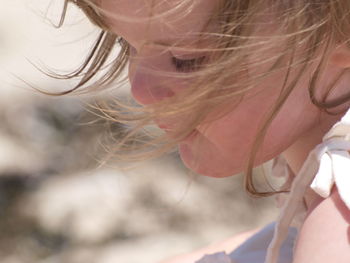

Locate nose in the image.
[129,70,175,105]
[128,49,175,105]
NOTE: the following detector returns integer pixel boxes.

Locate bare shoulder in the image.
[293,187,350,262]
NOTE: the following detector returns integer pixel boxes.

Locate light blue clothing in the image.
[229,223,297,263]
[195,222,297,263]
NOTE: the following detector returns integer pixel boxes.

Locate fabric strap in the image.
[265,107,350,263]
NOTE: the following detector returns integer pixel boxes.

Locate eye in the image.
[171,56,206,72]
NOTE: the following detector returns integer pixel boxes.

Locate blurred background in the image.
[0,1,279,263]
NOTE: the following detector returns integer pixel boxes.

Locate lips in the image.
[155,119,178,132]
[155,120,199,142]
[156,123,173,131]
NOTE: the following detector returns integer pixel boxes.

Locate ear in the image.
[329,43,350,68]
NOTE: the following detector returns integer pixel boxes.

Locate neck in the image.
[282,112,344,175]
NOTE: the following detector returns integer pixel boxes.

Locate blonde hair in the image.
[56,0,350,196]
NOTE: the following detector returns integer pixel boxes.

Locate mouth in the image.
[156,123,173,131]
[154,119,175,131]
[155,121,199,142]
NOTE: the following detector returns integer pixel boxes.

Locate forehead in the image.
[100,0,219,48]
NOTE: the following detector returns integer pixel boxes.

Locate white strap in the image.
[266,139,350,263]
[265,145,322,263]
[310,152,334,198]
[310,141,350,208]
[332,150,350,208]
[265,108,350,263]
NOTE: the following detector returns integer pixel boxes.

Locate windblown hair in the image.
[56,0,350,196]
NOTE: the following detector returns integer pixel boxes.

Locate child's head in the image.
[62,0,350,194]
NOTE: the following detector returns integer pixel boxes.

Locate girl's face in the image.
[100,0,338,177]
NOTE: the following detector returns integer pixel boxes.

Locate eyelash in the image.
[171,56,206,72]
[123,38,206,73]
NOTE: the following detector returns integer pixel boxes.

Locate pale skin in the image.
[99,0,350,262]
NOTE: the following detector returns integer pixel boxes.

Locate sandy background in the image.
[0,1,278,262]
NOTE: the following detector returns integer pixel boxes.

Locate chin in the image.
[197,169,240,178]
[178,143,243,178]
[193,162,243,178]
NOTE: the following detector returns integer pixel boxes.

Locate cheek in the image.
[193,85,286,172]
[199,105,263,157]
[199,88,277,145]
